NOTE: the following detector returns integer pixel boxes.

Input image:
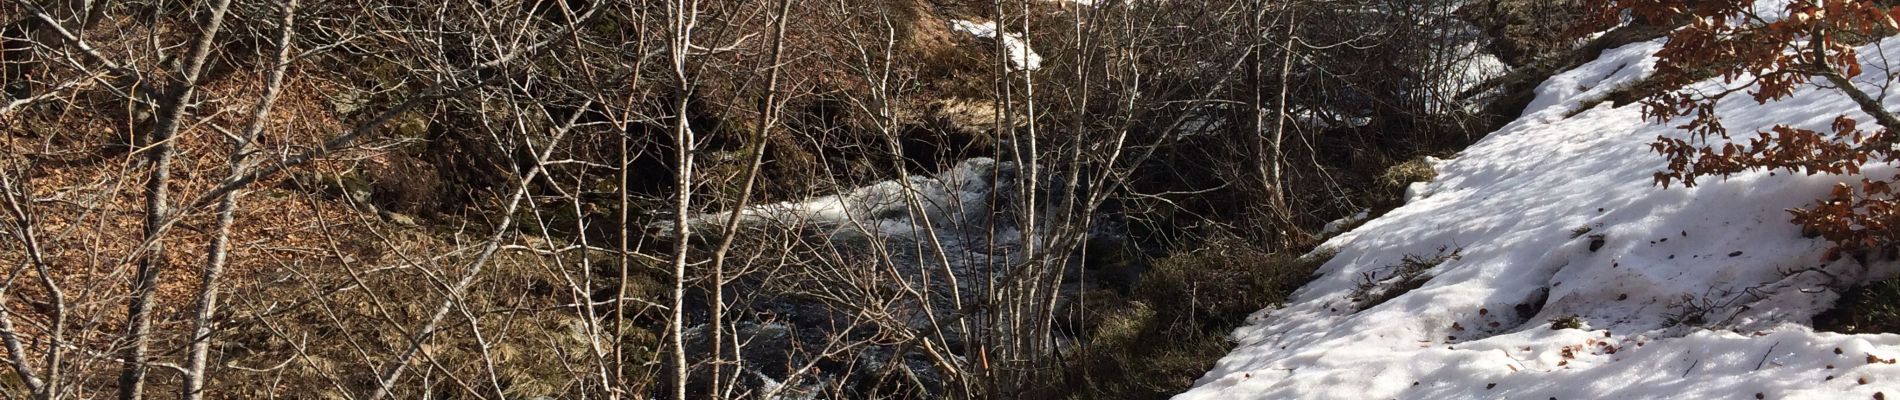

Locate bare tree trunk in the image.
[612,72,643,400]
[705,0,791,397]
[616,134,632,398]
[1266,7,1299,243]
[666,0,700,398]
[613,78,638,400]
[612,12,654,397]
[981,0,1011,396]
[181,1,298,398]
[0,166,60,399]
[1802,27,1900,140]
[119,0,236,397]
[1250,0,1299,248]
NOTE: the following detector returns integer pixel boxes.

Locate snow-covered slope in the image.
[1178,37,1900,399]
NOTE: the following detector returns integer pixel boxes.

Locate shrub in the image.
[1579,0,1900,254]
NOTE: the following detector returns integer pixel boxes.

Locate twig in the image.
[1755,340,1780,371]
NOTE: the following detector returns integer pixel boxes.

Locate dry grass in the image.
[0,16,666,394]
[1379,157,1439,189]
[1062,235,1334,399]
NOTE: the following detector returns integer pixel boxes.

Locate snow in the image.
[662,156,1042,329]
[1179,35,1900,400]
[952,20,1043,71]
[1403,156,1450,204]
[657,158,1040,395]
[672,158,1015,243]
[1317,209,1371,238]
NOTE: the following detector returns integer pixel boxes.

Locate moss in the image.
[1088,300,1155,351]
[1550,314,1584,330]
[386,110,431,144]
[1071,332,1235,399]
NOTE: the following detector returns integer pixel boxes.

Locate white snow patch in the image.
[952,20,1043,71]
[674,158,1012,240]
[1319,209,1371,238]
[1401,156,1450,204]
[1178,36,1900,400]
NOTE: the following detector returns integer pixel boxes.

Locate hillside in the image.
[17,0,1891,399]
[1180,32,1900,400]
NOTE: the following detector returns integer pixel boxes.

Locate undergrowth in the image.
[1815,277,1900,334]
[1061,236,1335,399]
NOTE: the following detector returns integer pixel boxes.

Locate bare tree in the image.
[179,2,297,399]
[119,0,237,397]
[0,0,1510,398]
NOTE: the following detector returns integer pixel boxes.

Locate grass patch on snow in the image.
[1379,157,1439,189]
[1815,277,1900,334]
[1349,246,1463,312]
